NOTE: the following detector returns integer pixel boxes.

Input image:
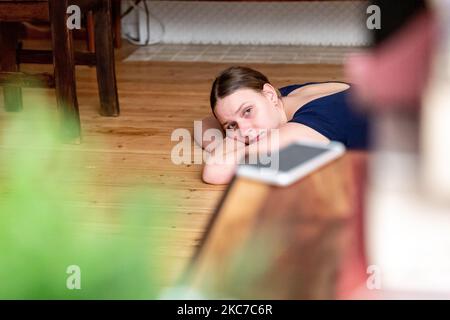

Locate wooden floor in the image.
[0,41,346,292]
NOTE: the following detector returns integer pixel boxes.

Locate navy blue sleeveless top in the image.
[278,82,369,150]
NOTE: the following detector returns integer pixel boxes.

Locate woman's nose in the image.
[236,120,252,135]
[238,125,252,138]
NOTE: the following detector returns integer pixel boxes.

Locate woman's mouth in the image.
[248,135,260,145]
[245,131,267,145]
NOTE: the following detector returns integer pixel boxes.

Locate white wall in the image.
[121,0,370,46]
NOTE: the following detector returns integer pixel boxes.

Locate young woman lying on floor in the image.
[195,66,369,185]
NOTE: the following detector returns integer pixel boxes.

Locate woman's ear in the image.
[262,83,278,104]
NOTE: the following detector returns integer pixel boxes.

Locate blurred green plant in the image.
[0,96,172,299]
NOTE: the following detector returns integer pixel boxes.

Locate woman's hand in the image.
[195,115,224,152]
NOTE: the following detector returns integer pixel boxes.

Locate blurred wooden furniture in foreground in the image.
[0,0,120,142]
[184,152,368,299]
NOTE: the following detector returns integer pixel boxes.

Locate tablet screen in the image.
[244,143,330,173]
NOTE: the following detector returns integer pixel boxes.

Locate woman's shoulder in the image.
[278,83,315,97]
[278,81,350,97]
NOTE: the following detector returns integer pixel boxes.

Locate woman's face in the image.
[214,84,282,144]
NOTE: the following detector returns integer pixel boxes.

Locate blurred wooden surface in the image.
[185,152,368,299]
[0,40,355,293]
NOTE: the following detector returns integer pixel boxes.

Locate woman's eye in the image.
[243,107,252,117]
[227,123,237,130]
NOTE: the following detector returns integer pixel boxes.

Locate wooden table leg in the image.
[93,0,120,117]
[49,0,81,143]
[0,22,23,112]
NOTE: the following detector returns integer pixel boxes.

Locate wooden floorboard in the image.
[0,41,345,291]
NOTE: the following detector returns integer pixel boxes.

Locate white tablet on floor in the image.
[237,140,346,187]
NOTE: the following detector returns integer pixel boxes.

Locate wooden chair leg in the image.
[49,0,81,143]
[0,22,23,112]
[93,0,120,117]
[112,0,122,49]
[86,11,95,53]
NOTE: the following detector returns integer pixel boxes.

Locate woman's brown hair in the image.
[210,66,281,113]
